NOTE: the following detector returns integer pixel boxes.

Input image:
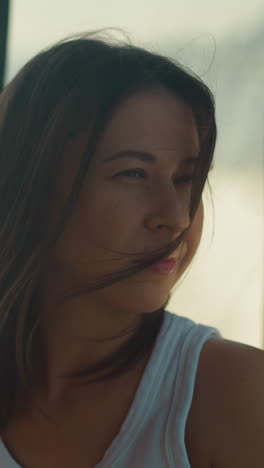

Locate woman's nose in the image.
[146,187,191,234]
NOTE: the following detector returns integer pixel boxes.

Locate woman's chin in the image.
[119,293,171,315]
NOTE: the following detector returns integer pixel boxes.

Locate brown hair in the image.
[0,28,216,429]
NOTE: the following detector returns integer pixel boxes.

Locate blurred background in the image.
[2,0,263,348]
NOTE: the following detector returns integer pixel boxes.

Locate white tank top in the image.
[0,310,221,467]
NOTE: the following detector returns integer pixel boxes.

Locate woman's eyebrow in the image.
[102,149,200,166]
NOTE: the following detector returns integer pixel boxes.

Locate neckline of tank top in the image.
[0,310,174,468]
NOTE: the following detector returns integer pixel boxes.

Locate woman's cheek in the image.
[179,200,204,274]
[188,200,204,254]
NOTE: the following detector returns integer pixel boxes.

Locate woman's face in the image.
[45,90,203,316]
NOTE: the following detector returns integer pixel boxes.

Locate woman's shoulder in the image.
[191,336,264,467]
[198,335,264,391]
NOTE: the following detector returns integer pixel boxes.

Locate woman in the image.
[0,28,263,468]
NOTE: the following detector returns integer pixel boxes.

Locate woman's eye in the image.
[176,175,194,185]
[114,169,194,185]
[115,169,147,179]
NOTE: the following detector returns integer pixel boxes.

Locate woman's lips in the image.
[133,243,188,275]
[134,250,183,265]
[134,257,177,275]
[147,258,177,275]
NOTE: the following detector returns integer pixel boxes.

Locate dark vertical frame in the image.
[0,0,10,92]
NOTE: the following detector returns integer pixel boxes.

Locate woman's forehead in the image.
[63,91,199,171]
[95,92,199,158]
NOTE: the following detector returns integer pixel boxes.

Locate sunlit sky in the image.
[7,0,264,64]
